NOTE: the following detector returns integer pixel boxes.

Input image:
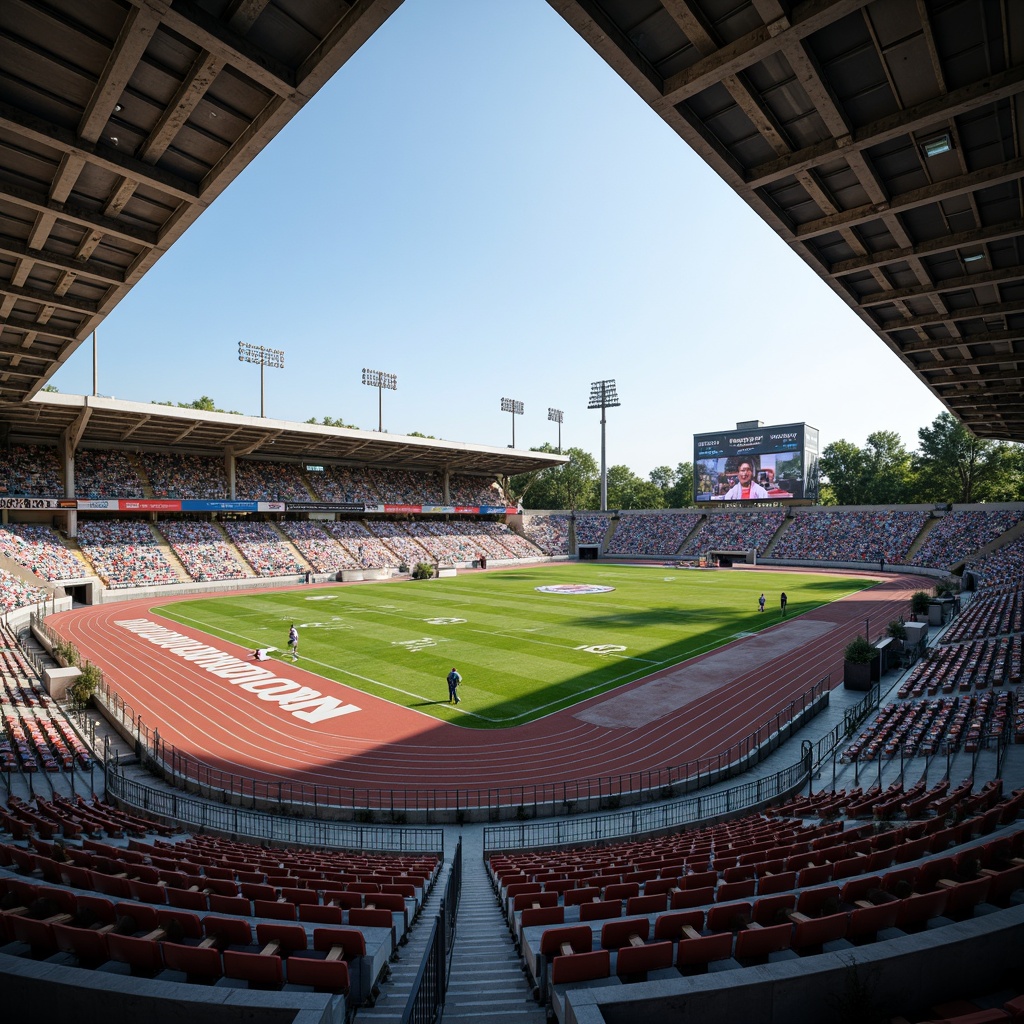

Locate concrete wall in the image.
[564,906,1024,1024]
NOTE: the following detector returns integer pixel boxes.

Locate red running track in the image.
[51,573,918,802]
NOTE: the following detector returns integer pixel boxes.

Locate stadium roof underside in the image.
[550,0,1024,442]
[0,1,1022,445]
[1,392,564,475]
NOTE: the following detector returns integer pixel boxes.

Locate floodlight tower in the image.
[238,342,285,418]
[548,407,563,453]
[501,397,524,448]
[362,368,397,431]
[588,379,620,511]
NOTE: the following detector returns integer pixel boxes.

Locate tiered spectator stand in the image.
[0,629,92,778]
[0,819,442,1013]
[489,786,1023,1020]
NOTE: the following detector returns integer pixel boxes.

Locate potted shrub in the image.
[910,591,930,622]
[412,562,435,580]
[843,635,876,691]
[886,620,907,644]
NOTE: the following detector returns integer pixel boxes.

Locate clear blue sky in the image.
[50,0,945,478]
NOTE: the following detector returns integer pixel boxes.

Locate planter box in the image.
[844,659,874,691]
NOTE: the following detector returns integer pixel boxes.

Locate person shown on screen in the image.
[722,460,769,500]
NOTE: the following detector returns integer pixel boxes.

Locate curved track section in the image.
[52,574,918,799]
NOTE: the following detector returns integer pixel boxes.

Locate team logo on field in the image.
[535,584,615,595]
[391,637,450,652]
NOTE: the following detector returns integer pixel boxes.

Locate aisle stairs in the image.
[356,832,545,1023]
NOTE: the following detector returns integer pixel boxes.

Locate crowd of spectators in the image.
[522,514,571,555]
[156,520,249,582]
[321,520,398,567]
[404,520,493,562]
[234,461,311,502]
[279,520,357,572]
[0,445,63,497]
[910,508,1024,568]
[307,465,377,504]
[966,533,1024,590]
[771,509,930,563]
[76,520,179,588]
[477,521,543,559]
[0,524,84,581]
[0,567,49,612]
[608,512,703,556]
[140,452,230,499]
[72,449,145,499]
[369,468,444,504]
[574,514,612,547]
[364,520,432,565]
[221,520,305,576]
[449,474,503,506]
[681,510,787,557]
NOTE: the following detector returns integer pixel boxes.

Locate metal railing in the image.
[401,838,463,1024]
[105,760,444,854]
[98,657,830,819]
[34,612,831,819]
[482,751,811,853]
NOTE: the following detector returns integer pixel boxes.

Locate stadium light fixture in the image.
[237,341,285,418]
[548,407,564,453]
[961,252,986,264]
[362,368,397,431]
[501,397,524,448]
[588,380,620,512]
[921,133,952,158]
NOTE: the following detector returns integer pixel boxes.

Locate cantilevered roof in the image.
[0,0,402,403]
[3,393,564,475]
[1,1,1023,444]
[548,0,1024,441]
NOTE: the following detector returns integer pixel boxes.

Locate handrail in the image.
[105,759,444,855]
[482,751,810,853]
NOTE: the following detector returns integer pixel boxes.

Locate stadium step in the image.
[356,840,545,1023]
[440,851,547,1023]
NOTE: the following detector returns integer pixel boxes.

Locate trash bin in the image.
[479,557,487,570]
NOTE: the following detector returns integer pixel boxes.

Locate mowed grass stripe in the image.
[154,565,872,729]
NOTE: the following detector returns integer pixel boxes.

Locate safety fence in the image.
[105,760,444,855]
[33,612,830,820]
[482,752,811,853]
[401,839,462,1024]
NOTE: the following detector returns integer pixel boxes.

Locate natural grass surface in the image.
[156,564,873,729]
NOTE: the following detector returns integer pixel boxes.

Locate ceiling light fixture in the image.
[962,252,985,263]
[922,133,952,158]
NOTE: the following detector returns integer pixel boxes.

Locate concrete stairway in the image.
[355,836,546,1023]
[439,853,547,1023]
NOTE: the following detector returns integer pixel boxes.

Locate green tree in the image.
[607,465,665,510]
[305,415,357,428]
[407,431,437,438]
[861,431,915,504]
[508,445,598,510]
[155,396,243,414]
[818,439,867,505]
[664,461,696,508]
[915,412,1022,502]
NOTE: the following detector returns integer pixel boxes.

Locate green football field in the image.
[156,565,873,729]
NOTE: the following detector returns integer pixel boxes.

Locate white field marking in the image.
[663,577,676,581]
[390,637,452,652]
[574,644,626,655]
[304,595,337,600]
[298,622,354,630]
[424,617,466,625]
[468,628,659,665]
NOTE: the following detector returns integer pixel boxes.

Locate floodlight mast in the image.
[588,379,620,511]
[362,368,397,431]
[548,407,563,454]
[237,341,285,418]
[500,397,524,448]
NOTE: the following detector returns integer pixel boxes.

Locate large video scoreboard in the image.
[694,422,819,503]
